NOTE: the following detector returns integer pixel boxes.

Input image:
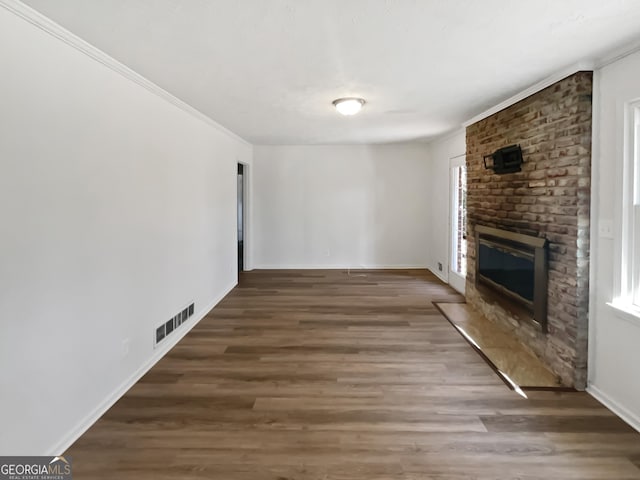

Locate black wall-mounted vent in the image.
[483,144,523,174]
[155,302,195,347]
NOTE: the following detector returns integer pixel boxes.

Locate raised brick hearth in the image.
[465,71,592,389]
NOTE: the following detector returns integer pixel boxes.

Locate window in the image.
[451,163,467,276]
[611,100,640,318]
[632,105,640,308]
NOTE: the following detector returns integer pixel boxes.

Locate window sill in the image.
[606,301,640,328]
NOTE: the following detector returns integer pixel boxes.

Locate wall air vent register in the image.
[155,303,195,346]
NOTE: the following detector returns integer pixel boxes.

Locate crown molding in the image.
[462,61,594,128]
[461,35,640,131]
[0,0,250,146]
[595,37,640,69]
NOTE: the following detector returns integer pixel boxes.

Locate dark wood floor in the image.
[67,270,640,479]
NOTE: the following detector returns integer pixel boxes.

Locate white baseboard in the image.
[587,384,640,433]
[46,281,236,456]
[252,264,427,270]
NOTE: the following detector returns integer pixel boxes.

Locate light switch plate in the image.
[599,219,614,239]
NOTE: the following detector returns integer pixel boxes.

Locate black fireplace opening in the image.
[475,225,548,331]
[478,242,534,303]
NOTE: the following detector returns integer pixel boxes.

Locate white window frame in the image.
[450,160,467,277]
[609,99,640,324]
[631,106,640,308]
[448,155,467,294]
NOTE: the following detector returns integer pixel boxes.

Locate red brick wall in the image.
[465,72,592,389]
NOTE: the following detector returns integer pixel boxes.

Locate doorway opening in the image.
[237,163,244,273]
[450,156,467,294]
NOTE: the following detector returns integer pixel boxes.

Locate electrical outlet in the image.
[438,262,443,271]
[121,338,130,358]
[324,249,330,257]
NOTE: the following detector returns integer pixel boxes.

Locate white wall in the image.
[0,6,252,455]
[253,145,430,268]
[425,130,466,283]
[588,51,640,430]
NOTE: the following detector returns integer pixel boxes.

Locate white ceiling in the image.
[20,0,640,144]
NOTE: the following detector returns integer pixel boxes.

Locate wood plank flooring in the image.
[66,269,640,479]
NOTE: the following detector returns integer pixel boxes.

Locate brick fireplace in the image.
[465,71,592,389]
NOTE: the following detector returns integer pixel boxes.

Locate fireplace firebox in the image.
[475,225,548,332]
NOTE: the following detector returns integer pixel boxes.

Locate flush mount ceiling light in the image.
[332,97,365,116]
